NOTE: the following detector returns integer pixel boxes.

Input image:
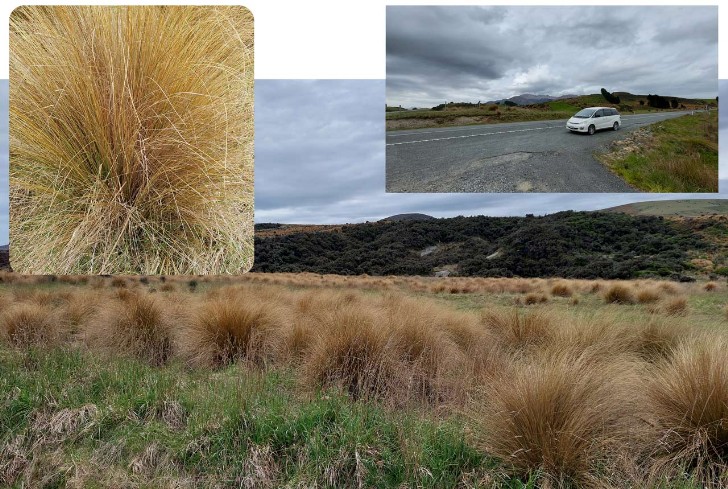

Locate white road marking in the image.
[385,113,686,146]
[386,125,563,146]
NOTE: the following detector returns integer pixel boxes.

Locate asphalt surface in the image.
[385,111,695,193]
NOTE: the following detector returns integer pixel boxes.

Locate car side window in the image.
[594,109,603,117]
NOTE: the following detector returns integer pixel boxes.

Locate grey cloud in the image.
[387,6,718,108]
[255,80,726,225]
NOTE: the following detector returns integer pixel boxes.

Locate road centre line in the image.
[386,113,682,146]
[386,112,680,139]
[386,125,563,146]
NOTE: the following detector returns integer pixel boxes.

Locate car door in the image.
[593,109,606,129]
[606,109,616,127]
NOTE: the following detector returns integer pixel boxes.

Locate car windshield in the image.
[573,109,596,119]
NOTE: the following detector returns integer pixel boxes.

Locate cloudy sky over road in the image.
[0,79,724,245]
[387,6,718,108]
[254,80,724,225]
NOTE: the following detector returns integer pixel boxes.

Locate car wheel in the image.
[588,125,595,135]
[613,122,619,131]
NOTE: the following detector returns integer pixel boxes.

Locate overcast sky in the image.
[0,79,725,246]
[387,6,718,108]
[254,79,725,225]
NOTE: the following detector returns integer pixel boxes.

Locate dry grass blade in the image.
[85,291,173,365]
[467,350,644,487]
[647,337,728,487]
[0,303,60,347]
[181,298,286,368]
[10,6,254,274]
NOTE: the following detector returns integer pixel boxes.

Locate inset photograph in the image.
[10,6,254,274]
[386,6,718,193]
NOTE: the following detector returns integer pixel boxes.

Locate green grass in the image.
[546,100,580,112]
[3,345,711,488]
[596,111,718,193]
[0,347,506,488]
[602,200,728,217]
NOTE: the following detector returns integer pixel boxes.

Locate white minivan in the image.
[566,107,620,135]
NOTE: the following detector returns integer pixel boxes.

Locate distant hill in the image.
[486,93,576,106]
[254,211,718,279]
[602,199,728,217]
[487,92,711,108]
[550,92,712,110]
[380,213,436,222]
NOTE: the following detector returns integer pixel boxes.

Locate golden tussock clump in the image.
[85,291,173,366]
[663,296,689,316]
[550,281,573,297]
[179,297,288,368]
[704,282,718,292]
[603,283,635,304]
[467,350,645,487]
[0,303,61,347]
[481,309,553,351]
[9,6,253,274]
[523,292,548,305]
[646,337,728,486]
[302,303,392,401]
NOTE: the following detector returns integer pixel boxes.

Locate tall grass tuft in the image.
[9,6,254,274]
[468,351,643,486]
[85,291,173,365]
[0,303,60,347]
[603,283,635,304]
[302,303,392,401]
[647,337,728,486]
[181,298,286,368]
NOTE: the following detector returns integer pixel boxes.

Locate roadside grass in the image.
[386,106,575,125]
[597,111,718,193]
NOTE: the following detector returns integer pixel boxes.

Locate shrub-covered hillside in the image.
[253,211,711,279]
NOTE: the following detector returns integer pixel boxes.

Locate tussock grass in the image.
[482,309,553,351]
[647,337,728,486]
[637,287,662,304]
[180,297,286,368]
[550,281,573,297]
[604,283,635,304]
[0,274,726,486]
[302,303,392,401]
[468,350,644,486]
[9,6,254,274]
[0,303,60,347]
[664,296,689,316]
[523,292,548,305]
[85,291,173,365]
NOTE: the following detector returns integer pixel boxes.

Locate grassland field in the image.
[1,272,727,487]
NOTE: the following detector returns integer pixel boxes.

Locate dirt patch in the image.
[599,127,654,161]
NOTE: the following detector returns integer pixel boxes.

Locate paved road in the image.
[385,111,695,193]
